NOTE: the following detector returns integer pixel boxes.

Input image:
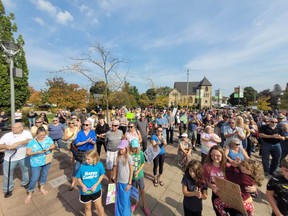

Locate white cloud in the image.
[2,0,17,9]
[34,17,45,26]
[56,11,73,25]
[31,0,74,25]
[79,4,93,17]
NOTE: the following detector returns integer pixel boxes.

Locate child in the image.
[266,156,288,216]
[214,159,264,216]
[130,139,151,216]
[114,140,133,216]
[182,159,208,216]
[76,150,105,216]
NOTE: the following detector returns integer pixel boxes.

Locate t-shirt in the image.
[151,134,165,155]
[181,173,207,212]
[135,119,149,137]
[226,166,255,201]
[105,130,123,151]
[74,130,96,151]
[224,126,244,147]
[203,163,225,185]
[0,130,33,161]
[131,151,145,180]
[117,155,133,183]
[76,162,105,195]
[201,132,219,155]
[260,125,282,144]
[227,148,245,161]
[48,123,65,139]
[267,175,288,216]
[27,137,53,167]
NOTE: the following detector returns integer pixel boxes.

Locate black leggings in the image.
[153,154,165,176]
[96,141,107,156]
[183,205,201,216]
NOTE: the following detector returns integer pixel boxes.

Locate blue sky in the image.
[3,0,288,96]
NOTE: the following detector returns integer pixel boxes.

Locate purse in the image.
[70,140,86,163]
[36,139,53,164]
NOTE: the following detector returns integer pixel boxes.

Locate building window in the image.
[205,100,208,103]
[205,86,208,92]
[189,96,193,103]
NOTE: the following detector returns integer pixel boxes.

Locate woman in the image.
[70,120,96,191]
[247,118,259,157]
[201,125,221,164]
[225,138,250,166]
[151,126,167,187]
[31,118,48,138]
[26,109,38,128]
[235,116,250,150]
[95,117,109,157]
[119,112,128,134]
[15,109,22,123]
[39,112,49,125]
[48,117,65,149]
[203,145,226,216]
[71,115,81,130]
[25,126,55,203]
[177,133,192,168]
[125,122,142,144]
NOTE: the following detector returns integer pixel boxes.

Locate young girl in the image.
[182,160,208,216]
[114,140,133,216]
[214,159,264,216]
[130,139,151,216]
[76,150,105,216]
[203,145,227,216]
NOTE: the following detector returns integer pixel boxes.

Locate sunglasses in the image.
[128,126,134,128]
[235,143,241,146]
[229,122,235,124]
[112,125,118,127]
[82,124,90,126]
[69,122,74,125]
[36,121,42,123]
[270,121,277,123]
[157,130,163,132]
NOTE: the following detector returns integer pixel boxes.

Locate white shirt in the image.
[15,112,22,120]
[0,130,33,161]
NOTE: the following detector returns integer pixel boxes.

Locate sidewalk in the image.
[0,135,272,216]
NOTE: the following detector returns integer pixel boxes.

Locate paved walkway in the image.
[0,133,272,216]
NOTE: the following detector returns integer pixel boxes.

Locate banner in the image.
[130,186,139,201]
[144,145,160,163]
[106,183,116,205]
[215,177,247,216]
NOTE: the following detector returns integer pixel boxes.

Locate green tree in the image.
[0,1,30,113]
[146,88,156,101]
[122,81,140,104]
[243,86,257,106]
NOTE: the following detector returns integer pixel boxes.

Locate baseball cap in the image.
[181,133,188,137]
[118,140,129,149]
[130,139,139,148]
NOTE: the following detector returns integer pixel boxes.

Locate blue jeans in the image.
[53,138,63,148]
[261,141,282,174]
[27,163,51,192]
[72,160,82,177]
[3,157,30,193]
[28,118,35,128]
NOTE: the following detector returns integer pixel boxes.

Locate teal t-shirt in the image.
[27,137,53,167]
[76,162,105,195]
[131,151,145,180]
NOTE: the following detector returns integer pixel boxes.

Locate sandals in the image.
[153,179,159,187]
[25,195,32,204]
[159,180,164,186]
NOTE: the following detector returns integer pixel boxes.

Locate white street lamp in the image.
[1,41,20,125]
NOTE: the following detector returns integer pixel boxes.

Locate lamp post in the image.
[186,69,189,108]
[1,41,20,125]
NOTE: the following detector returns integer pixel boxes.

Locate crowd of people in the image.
[0,106,287,216]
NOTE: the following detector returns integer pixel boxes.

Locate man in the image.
[259,118,285,176]
[0,122,32,198]
[135,112,149,151]
[155,110,168,140]
[216,114,229,147]
[187,111,200,151]
[78,108,88,128]
[166,110,175,144]
[105,120,123,182]
[224,119,245,147]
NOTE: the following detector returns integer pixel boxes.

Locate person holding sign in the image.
[76,150,105,216]
[214,159,264,216]
[151,126,167,187]
[130,139,151,216]
[182,160,208,216]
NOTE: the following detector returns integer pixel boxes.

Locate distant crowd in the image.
[0,106,287,216]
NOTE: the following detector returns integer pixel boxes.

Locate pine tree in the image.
[0,0,30,114]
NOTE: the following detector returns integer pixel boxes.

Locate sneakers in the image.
[192,147,197,151]
[142,207,151,216]
[21,182,30,189]
[131,203,139,212]
[4,191,13,198]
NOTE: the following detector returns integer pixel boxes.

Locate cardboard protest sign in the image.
[130,186,139,201]
[215,177,247,216]
[106,183,116,205]
[144,145,160,163]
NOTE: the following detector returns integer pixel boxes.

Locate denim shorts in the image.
[132,177,145,190]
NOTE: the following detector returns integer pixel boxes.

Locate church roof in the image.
[174,77,212,95]
[198,76,212,86]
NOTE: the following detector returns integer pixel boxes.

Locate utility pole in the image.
[186,69,189,108]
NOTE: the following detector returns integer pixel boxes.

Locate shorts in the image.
[188,131,197,142]
[106,150,118,170]
[132,177,145,190]
[79,190,102,204]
